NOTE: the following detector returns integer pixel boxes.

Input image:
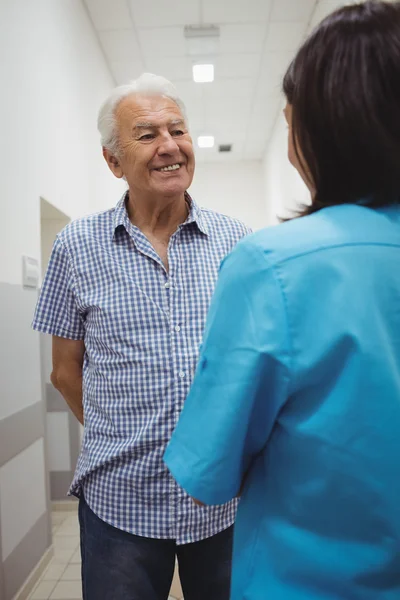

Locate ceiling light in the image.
[184,25,220,56]
[193,64,214,83]
[184,24,220,39]
[198,136,215,148]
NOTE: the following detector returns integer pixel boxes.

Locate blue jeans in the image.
[79,495,233,600]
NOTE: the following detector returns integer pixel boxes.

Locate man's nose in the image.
[157,133,180,155]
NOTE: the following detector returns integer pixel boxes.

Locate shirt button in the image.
[165,282,171,289]
[174,325,181,332]
[178,371,185,379]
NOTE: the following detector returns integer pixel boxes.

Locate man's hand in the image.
[51,336,85,425]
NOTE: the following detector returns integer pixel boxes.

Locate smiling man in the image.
[32,74,250,600]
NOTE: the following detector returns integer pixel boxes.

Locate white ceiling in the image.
[83,0,317,162]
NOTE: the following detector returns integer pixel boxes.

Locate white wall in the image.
[0,1,123,588]
[263,115,310,225]
[0,440,47,561]
[261,0,358,225]
[189,161,266,231]
[0,0,125,286]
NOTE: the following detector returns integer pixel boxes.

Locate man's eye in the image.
[172,130,184,136]
[139,134,155,141]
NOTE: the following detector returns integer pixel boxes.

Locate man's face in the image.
[106,94,195,199]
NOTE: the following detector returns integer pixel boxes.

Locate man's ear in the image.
[103,147,124,179]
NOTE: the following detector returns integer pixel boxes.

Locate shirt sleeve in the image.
[239,222,252,238]
[32,235,85,340]
[164,240,291,505]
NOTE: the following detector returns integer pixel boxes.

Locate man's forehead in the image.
[117,94,184,125]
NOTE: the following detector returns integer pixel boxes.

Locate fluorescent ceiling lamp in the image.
[193,64,214,83]
[198,136,215,148]
[184,25,220,56]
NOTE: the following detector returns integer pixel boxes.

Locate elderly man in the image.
[33,73,250,600]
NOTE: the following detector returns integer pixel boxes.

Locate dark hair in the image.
[283,1,400,216]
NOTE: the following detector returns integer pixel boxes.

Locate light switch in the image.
[22,256,39,289]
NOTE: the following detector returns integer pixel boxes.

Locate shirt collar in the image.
[112,191,131,237]
[184,192,209,236]
[112,191,209,239]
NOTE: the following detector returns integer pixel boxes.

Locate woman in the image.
[165,2,400,599]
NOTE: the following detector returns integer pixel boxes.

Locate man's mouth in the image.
[154,163,182,172]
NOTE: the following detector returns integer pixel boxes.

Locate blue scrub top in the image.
[165,204,400,600]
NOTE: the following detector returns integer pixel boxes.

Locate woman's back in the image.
[165,3,400,598]
[234,203,400,599]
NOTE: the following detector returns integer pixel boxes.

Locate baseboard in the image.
[11,545,53,600]
[51,499,78,512]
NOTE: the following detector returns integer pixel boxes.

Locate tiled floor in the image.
[28,505,183,600]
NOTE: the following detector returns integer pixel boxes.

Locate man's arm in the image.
[51,336,85,425]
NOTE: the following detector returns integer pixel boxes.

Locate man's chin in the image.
[152,180,189,198]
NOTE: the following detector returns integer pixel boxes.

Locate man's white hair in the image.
[97,72,187,158]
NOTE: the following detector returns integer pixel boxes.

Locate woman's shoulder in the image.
[240,204,399,268]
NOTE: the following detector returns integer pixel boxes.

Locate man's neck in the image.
[126,190,189,238]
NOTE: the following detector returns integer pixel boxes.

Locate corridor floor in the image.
[28,504,183,600]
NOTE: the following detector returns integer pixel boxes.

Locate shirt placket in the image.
[166,227,191,542]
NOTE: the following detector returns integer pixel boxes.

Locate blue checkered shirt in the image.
[33,193,250,543]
